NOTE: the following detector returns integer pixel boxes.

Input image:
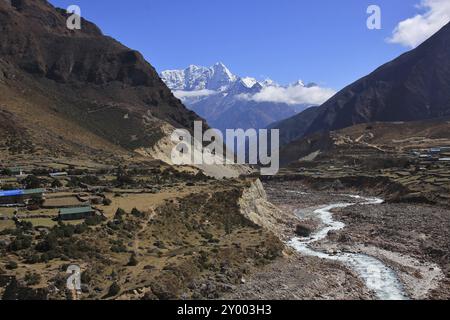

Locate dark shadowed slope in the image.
[272,21,450,146]
[0,0,201,158]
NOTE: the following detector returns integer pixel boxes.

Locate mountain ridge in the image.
[0,0,202,159]
[161,63,326,132]
[272,21,450,146]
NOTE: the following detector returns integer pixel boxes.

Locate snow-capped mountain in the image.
[161,62,236,91]
[160,63,335,132]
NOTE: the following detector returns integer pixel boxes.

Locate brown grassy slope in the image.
[0,0,201,158]
[280,119,450,165]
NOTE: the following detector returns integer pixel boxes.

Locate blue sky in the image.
[49,0,432,90]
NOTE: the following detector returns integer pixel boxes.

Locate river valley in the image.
[227,179,449,300]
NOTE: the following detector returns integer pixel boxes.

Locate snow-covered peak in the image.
[209,62,237,91]
[160,63,325,105]
[161,62,237,92]
[290,80,305,87]
[260,78,278,87]
[240,77,258,88]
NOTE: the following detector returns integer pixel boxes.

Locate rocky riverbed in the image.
[226,180,449,300]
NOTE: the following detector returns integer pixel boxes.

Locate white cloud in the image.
[238,84,336,106]
[173,89,216,100]
[388,0,450,48]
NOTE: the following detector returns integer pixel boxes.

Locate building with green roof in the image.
[58,206,95,221]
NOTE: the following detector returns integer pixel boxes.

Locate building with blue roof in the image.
[0,188,45,206]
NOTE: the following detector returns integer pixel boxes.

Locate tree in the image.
[1,168,12,176]
[116,166,133,186]
[23,175,42,189]
[51,179,63,188]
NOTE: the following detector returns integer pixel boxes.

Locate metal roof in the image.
[59,206,94,215]
[0,188,45,197]
[22,188,46,195]
[0,190,22,197]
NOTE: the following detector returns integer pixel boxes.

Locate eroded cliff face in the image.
[239,179,296,240]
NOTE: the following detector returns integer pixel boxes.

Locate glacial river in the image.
[289,195,409,300]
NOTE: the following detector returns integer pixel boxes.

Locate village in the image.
[0,159,211,232]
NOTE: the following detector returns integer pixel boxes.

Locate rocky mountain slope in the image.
[161,63,323,132]
[0,0,201,159]
[279,118,450,166]
[272,21,450,146]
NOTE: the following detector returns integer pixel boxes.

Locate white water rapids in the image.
[289,195,409,300]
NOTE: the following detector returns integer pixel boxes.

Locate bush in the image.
[131,208,144,218]
[51,179,63,188]
[110,242,127,253]
[24,253,40,264]
[5,261,18,270]
[114,208,126,220]
[107,282,121,297]
[24,273,41,286]
[23,175,43,189]
[85,215,105,226]
[15,220,33,231]
[1,168,12,176]
[116,167,134,186]
[102,198,112,206]
[127,253,139,266]
[8,234,33,251]
[80,175,101,186]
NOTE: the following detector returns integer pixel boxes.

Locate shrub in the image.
[5,261,18,270]
[107,282,121,297]
[85,215,105,226]
[1,168,12,176]
[8,234,33,251]
[127,253,139,266]
[23,175,43,189]
[116,167,134,186]
[80,175,101,186]
[114,208,126,220]
[51,179,63,188]
[24,273,41,286]
[110,242,127,253]
[102,198,112,206]
[131,208,144,218]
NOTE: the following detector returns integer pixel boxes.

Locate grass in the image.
[21,218,57,228]
[0,220,15,231]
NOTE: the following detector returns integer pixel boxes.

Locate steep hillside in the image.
[273,21,450,145]
[280,118,450,166]
[0,0,201,159]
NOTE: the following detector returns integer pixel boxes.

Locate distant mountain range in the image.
[161,63,334,132]
[272,21,450,147]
